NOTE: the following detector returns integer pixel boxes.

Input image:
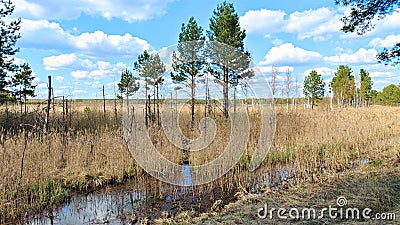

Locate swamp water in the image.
[25,159,369,224]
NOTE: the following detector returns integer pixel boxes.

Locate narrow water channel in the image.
[25,159,368,224]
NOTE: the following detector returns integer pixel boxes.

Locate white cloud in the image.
[260,43,323,66]
[240,7,343,41]
[54,89,64,95]
[71,71,89,79]
[369,71,396,78]
[33,77,41,83]
[72,89,87,95]
[286,7,342,40]
[258,65,294,74]
[87,81,102,88]
[43,53,94,70]
[355,63,397,72]
[55,76,65,82]
[239,9,286,34]
[36,83,47,89]
[241,7,400,42]
[20,19,152,58]
[20,19,69,49]
[43,54,77,70]
[369,34,400,48]
[70,61,126,80]
[272,39,284,46]
[13,56,27,65]
[303,67,336,79]
[107,81,119,87]
[14,0,45,18]
[59,85,73,89]
[341,9,400,39]
[324,48,378,65]
[15,0,175,22]
[239,6,400,42]
[368,71,400,90]
[71,31,151,57]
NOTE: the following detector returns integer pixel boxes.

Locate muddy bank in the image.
[189,167,400,225]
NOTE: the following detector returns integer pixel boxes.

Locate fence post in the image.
[45,75,51,133]
[103,85,106,118]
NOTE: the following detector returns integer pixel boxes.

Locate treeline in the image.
[302,64,400,108]
[371,84,400,105]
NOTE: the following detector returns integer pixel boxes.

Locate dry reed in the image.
[0,102,399,223]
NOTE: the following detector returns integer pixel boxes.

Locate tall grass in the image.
[0,102,399,223]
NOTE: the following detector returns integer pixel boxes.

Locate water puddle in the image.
[26,165,202,224]
[25,159,369,224]
[27,187,145,224]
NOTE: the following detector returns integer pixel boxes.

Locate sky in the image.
[10,0,400,99]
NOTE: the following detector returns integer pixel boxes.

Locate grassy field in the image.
[0,100,399,223]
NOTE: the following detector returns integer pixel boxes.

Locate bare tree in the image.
[293,76,299,112]
[269,66,279,104]
[283,68,293,112]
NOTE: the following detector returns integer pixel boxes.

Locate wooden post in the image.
[45,75,51,133]
[52,87,55,111]
[65,98,69,129]
[103,85,106,117]
[62,96,65,117]
[113,82,117,126]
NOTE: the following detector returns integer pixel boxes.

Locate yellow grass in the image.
[0,102,399,223]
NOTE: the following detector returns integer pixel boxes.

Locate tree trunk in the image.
[145,83,148,127]
[233,86,236,120]
[45,75,51,133]
[222,66,229,118]
[191,76,195,128]
[286,98,289,113]
[147,94,151,125]
[103,85,106,117]
[19,96,22,114]
[153,86,156,122]
[24,95,27,114]
[156,84,160,126]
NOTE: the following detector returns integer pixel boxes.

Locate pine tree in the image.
[207,1,252,118]
[134,50,152,125]
[303,70,325,109]
[118,68,140,99]
[0,0,21,103]
[11,63,35,113]
[135,51,165,124]
[171,17,205,126]
[378,84,400,105]
[146,53,165,124]
[359,69,373,106]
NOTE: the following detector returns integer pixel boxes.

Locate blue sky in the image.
[11,0,400,99]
